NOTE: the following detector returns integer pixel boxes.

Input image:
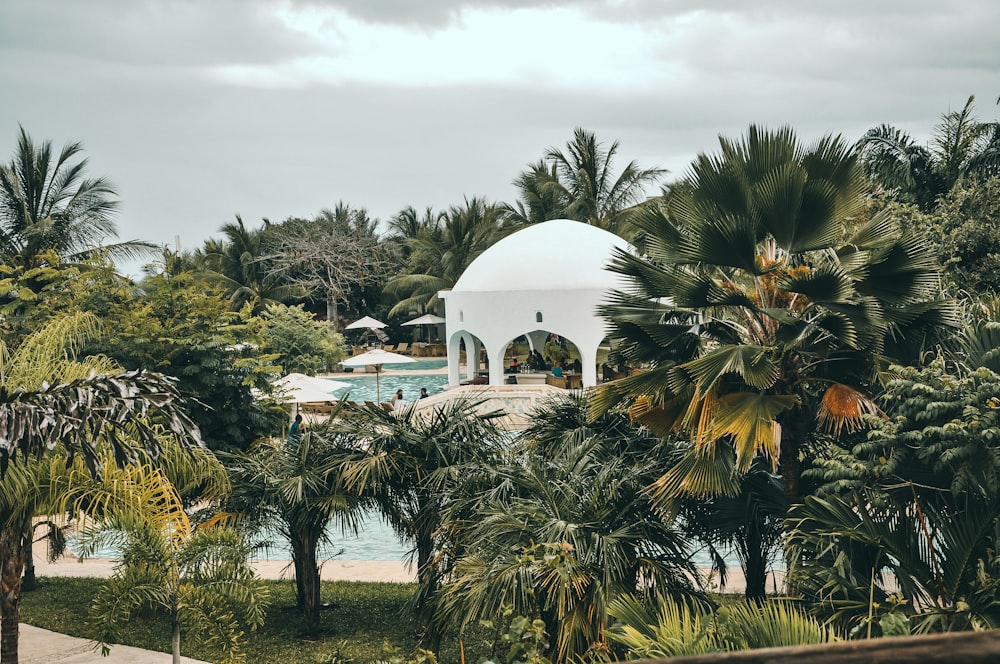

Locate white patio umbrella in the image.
[401,314,446,326]
[274,373,352,414]
[340,348,415,402]
[401,313,446,343]
[345,315,387,330]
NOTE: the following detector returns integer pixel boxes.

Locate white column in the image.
[447,332,462,387]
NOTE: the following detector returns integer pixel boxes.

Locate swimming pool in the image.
[330,373,449,404]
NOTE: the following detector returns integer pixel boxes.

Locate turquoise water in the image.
[331,373,449,404]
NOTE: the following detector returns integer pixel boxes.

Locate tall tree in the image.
[0,312,202,663]
[595,126,955,509]
[271,205,390,331]
[508,128,665,237]
[226,416,364,637]
[0,126,154,265]
[200,215,302,312]
[858,95,1000,211]
[334,397,507,649]
[384,197,510,317]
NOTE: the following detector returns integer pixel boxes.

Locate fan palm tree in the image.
[440,394,699,662]
[0,312,202,663]
[594,125,955,507]
[200,215,303,312]
[0,126,155,266]
[333,397,507,648]
[384,197,511,317]
[858,95,1000,211]
[225,414,365,637]
[509,128,665,238]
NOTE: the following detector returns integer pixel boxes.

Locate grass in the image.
[21,576,486,663]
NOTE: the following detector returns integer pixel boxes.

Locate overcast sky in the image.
[2,0,999,275]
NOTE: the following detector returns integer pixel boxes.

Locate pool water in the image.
[331,373,449,404]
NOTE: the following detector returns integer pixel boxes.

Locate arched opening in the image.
[497,331,587,388]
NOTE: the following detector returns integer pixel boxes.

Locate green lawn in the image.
[21,577,484,663]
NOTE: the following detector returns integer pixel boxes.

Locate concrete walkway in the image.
[20,624,207,663]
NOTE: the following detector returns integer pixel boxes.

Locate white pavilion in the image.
[438,219,633,389]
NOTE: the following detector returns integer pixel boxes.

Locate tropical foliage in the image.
[508,128,665,237]
[226,417,365,637]
[0,126,155,266]
[595,125,954,507]
[440,395,699,662]
[858,95,1000,211]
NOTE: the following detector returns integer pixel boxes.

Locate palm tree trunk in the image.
[290,538,306,610]
[778,409,805,504]
[297,531,322,637]
[1,525,24,664]
[171,618,181,664]
[20,512,36,592]
[742,521,767,602]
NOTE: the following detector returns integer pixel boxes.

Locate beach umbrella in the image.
[274,373,352,414]
[345,315,387,330]
[340,348,415,402]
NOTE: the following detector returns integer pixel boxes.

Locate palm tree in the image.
[440,394,699,662]
[503,159,566,225]
[594,125,955,508]
[508,128,665,237]
[606,594,835,659]
[0,312,202,663]
[858,95,1000,211]
[82,489,269,664]
[200,215,303,312]
[226,415,365,637]
[0,126,154,265]
[334,397,507,648]
[384,197,511,317]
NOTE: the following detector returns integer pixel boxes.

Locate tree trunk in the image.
[778,409,806,504]
[299,532,322,637]
[290,538,306,610]
[743,517,767,602]
[20,513,36,593]
[172,618,181,664]
[1,526,24,664]
[326,292,338,334]
[415,531,441,652]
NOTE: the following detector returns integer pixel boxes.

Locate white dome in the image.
[452,219,632,292]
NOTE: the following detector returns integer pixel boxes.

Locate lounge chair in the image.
[382,344,395,352]
[395,342,409,355]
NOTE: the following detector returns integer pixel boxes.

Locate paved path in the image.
[20,624,207,663]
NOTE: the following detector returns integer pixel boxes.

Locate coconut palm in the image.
[504,159,567,225]
[0,126,154,265]
[384,197,511,317]
[225,414,365,637]
[594,125,955,508]
[0,312,202,663]
[509,128,665,238]
[858,95,1000,211]
[200,215,303,312]
[440,394,699,662]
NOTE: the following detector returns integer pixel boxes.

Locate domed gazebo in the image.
[438,219,632,388]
